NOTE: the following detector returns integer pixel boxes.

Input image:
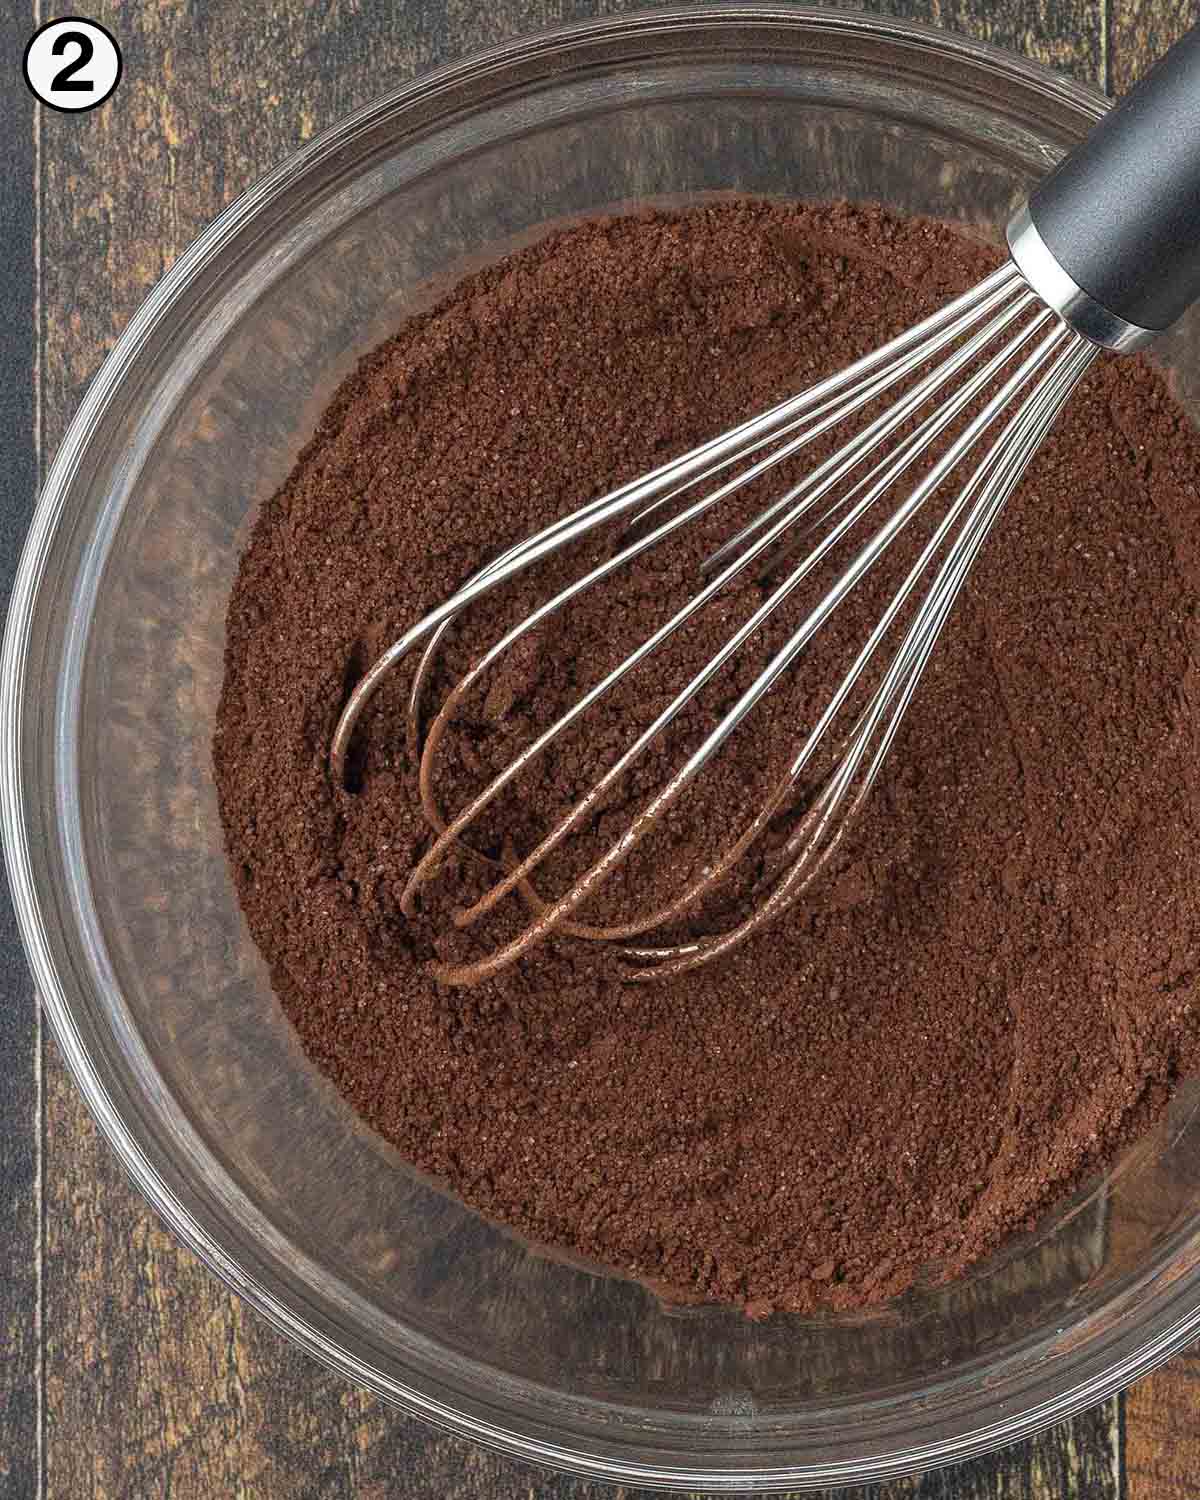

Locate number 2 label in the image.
[23,17,122,113]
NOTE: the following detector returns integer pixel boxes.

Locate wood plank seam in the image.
[34,9,45,1498]
[1102,0,1114,90]
[1118,1385,1129,1500]
[33,5,45,1495]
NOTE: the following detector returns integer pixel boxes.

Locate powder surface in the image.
[214,201,1200,1314]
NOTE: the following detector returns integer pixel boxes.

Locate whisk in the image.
[332,26,1200,987]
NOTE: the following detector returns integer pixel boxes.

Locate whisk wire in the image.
[330,253,1101,987]
[331,263,1023,784]
[413,324,1089,986]
[408,300,1053,932]
[700,283,1034,576]
[623,331,1097,977]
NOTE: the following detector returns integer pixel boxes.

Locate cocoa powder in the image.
[214,201,1200,1313]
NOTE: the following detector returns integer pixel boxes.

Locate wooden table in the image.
[2,1,1199,1495]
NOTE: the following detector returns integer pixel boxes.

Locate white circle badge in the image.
[23,17,122,114]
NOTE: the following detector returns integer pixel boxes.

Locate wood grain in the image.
[1125,1350,1200,1500]
[1106,1146,1200,1500]
[23,0,1150,1494]
[0,1,40,1494]
[1109,0,1198,89]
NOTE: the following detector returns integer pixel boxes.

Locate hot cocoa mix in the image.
[214,201,1200,1313]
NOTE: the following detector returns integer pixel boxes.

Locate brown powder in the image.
[213,200,1200,1314]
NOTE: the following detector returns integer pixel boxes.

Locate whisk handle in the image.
[1008,23,1200,349]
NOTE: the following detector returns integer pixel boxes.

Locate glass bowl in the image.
[6,5,1200,1490]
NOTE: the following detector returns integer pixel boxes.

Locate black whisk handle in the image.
[1011,24,1200,348]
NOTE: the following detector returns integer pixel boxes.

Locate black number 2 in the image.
[50,30,94,92]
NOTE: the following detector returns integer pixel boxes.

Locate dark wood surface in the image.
[0,5,40,1499]
[1,0,1198,1495]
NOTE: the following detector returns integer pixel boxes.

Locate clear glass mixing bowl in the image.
[6,6,1200,1489]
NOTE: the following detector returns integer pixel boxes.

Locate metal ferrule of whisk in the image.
[331,25,1200,987]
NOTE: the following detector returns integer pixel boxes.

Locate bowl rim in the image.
[6,3,1200,1488]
